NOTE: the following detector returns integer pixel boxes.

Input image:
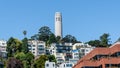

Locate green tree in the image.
[14,52,26,61]
[31,26,52,46]
[47,55,56,63]
[14,52,34,68]
[25,52,34,68]
[62,34,77,43]
[87,33,111,47]
[7,37,22,57]
[33,55,48,68]
[23,30,27,37]
[87,40,101,47]
[100,33,110,47]
[56,36,62,43]
[31,34,39,40]
[22,38,29,53]
[47,33,57,45]
[38,26,52,41]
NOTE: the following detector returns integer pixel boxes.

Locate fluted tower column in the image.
[55,12,62,38]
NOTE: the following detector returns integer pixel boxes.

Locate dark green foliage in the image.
[38,26,52,41]
[87,33,111,47]
[31,26,52,45]
[47,33,57,45]
[22,38,29,53]
[38,26,52,36]
[23,30,27,37]
[33,55,56,68]
[31,34,39,40]
[56,36,61,43]
[34,55,48,68]
[14,52,34,68]
[100,33,110,47]
[62,34,77,43]
[88,40,101,47]
[7,37,22,57]
[25,52,34,67]
[47,55,56,63]
[14,52,26,61]
[7,37,34,68]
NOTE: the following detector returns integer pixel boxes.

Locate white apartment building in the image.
[47,43,57,56]
[72,43,95,58]
[72,50,79,60]
[45,61,56,68]
[28,40,45,56]
[58,62,74,68]
[56,53,65,63]
[0,40,7,53]
[0,40,7,58]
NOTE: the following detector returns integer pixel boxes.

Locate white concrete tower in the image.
[55,12,62,38]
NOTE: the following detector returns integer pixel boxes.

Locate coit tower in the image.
[55,12,62,38]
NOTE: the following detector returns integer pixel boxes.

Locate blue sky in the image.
[0,0,120,43]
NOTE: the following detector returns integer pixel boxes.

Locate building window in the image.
[66,64,69,67]
[46,64,49,67]
[33,52,35,54]
[70,64,72,67]
[86,50,88,52]
[33,45,35,47]
[28,47,31,50]
[81,49,85,52]
[64,64,65,67]
[56,17,61,21]
[33,48,35,50]
[38,45,43,47]
[53,64,54,67]
[2,43,5,45]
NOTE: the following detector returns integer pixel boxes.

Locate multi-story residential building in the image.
[47,43,73,64]
[56,53,65,63]
[72,43,95,58]
[72,50,79,60]
[73,42,120,68]
[46,43,56,56]
[49,43,72,63]
[69,50,80,64]
[45,61,56,68]
[28,40,45,56]
[0,40,7,53]
[58,62,74,68]
[56,43,72,53]
[0,40,7,58]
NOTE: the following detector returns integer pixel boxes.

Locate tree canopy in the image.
[23,30,27,37]
[87,40,101,47]
[33,55,56,68]
[38,26,52,41]
[21,38,29,53]
[100,33,110,47]
[7,37,22,57]
[62,34,78,43]
[34,55,48,68]
[87,33,111,47]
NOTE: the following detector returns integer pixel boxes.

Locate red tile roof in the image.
[73,42,120,68]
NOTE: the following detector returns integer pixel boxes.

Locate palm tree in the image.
[23,30,27,38]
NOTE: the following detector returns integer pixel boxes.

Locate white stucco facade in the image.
[45,61,56,68]
[0,40,7,53]
[28,40,45,56]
